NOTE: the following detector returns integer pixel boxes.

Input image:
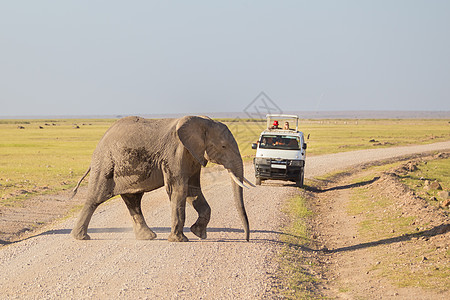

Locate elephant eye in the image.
[221,145,226,149]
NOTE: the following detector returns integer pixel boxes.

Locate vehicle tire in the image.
[255,177,261,186]
[296,168,304,187]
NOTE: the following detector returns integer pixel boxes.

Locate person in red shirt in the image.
[271,120,279,129]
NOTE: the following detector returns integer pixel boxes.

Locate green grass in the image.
[0,119,115,205]
[277,194,322,299]
[282,195,313,240]
[299,119,450,156]
[399,157,450,204]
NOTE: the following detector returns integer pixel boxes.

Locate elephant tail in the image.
[70,167,91,199]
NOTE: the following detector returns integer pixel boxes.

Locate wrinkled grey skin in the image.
[71,116,250,242]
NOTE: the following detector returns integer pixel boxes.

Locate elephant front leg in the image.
[187,186,211,239]
[121,193,157,240]
[167,187,189,242]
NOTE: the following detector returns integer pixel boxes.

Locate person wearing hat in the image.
[271,120,279,129]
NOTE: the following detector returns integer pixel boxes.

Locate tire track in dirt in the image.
[0,141,449,299]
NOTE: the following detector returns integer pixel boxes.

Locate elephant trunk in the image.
[228,160,250,241]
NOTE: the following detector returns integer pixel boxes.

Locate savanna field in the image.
[0,118,449,298]
[1,118,449,207]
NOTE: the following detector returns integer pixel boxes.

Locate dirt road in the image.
[1,141,449,299]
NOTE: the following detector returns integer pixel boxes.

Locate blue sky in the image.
[1,1,449,116]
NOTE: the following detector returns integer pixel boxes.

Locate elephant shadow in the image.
[36,227,248,242]
[37,227,308,244]
[42,227,246,235]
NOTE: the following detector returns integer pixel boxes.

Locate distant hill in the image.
[146,111,450,119]
[2,111,449,120]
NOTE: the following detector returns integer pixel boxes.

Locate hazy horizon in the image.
[1,1,449,116]
[2,110,449,121]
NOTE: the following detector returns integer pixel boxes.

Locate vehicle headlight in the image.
[290,160,302,166]
[255,157,271,165]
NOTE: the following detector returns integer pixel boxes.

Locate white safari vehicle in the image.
[252,114,307,187]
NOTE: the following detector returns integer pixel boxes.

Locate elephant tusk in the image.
[243,177,256,187]
[229,171,249,189]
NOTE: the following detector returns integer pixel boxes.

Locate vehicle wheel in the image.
[255,177,261,186]
[296,168,304,187]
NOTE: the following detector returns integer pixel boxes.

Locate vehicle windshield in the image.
[259,135,300,150]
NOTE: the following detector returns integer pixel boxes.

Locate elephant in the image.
[71,116,252,242]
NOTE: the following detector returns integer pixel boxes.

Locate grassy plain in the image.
[225,119,450,157]
[0,119,114,205]
[1,118,449,206]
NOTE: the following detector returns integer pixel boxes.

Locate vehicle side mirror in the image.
[251,143,257,149]
[303,143,307,150]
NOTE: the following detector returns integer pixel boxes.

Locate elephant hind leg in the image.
[72,201,100,240]
[121,193,156,240]
[72,168,115,240]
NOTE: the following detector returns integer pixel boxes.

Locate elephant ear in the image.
[176,116,208,167]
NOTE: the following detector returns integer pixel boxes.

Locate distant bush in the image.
[0,120,31,125]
